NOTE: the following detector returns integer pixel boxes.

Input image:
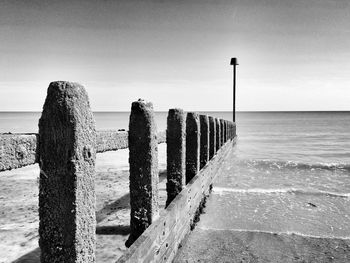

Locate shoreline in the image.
[175,228,350,263]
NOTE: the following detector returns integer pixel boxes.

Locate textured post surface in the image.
[166,109,186,207]
[231,122,234,139]
[38,81,96,263]
[228,121,231,140]
[227,121,229,141]
[215,118,221,151]
[220,119,224,146]
[224,121,227,142]
[186,112,200,184]
[0,131,167,172]
[199,115,209,169]
[208,116,216,159]
[0,134,38,171]
[127,100,159,247]
[227,122,230,140]
[228,122,232,139]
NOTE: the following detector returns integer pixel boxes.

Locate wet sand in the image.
[175,229,350,263]
[174,148,350,263]
[0,144,167,263]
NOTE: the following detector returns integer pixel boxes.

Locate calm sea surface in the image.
[1,111,348,164]
[1,111,350,238]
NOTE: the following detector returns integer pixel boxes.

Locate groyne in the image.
[0,130,165,172]
[0,81,236,262]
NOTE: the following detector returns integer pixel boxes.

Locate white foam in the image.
[213,187,295,195]
[213,187,350,198]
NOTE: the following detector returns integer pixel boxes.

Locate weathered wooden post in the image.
[222,121,226,142]
[166,108,186,207]
[225,121,228,142]
[231,122,234,139]
[208,116,216,159]
[186,112,200,184]
[38,81,96,263]
[199,115,209,169]
[227,122,230,140]
[229,122,231,139]
[227,122,229,140]
[126,99,159,247]
[220,119,224,146]
[215,118,221,151]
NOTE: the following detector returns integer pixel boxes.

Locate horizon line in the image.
[0,110,349,113]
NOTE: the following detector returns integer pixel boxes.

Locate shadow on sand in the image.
[13,170,167,263]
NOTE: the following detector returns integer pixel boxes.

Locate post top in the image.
[230,57,238,65]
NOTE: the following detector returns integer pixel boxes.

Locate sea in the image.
[202,111,350,242]
[1,111,350,240]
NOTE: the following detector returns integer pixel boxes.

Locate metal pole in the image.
[233,64,236,122]
[230,58,238,123]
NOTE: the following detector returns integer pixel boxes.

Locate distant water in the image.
[0,111,233,133]
[1,111,350,239]
[1,111,349,165]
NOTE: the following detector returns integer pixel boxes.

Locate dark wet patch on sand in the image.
[175,228,350,263]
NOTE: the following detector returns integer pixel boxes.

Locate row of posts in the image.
[127,101,236,246]
[37,82,236,263]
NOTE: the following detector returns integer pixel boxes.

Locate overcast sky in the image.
[0,0,349,111]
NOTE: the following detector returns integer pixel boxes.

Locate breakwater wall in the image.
[0,81,236,262]
[0,130,165,172]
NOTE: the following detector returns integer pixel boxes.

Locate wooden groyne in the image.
[0,81,236,263]
[0,130,165,172]
[119,138,235,263]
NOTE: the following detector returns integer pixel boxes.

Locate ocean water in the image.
[1,111,347,162]
[1,111,350,239]
[207,111,350,240]
[0,111,232,133]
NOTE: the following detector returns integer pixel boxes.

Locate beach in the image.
[174,140,350,262]
[175,229,350,262]
[0,144,167,263]
[1,111,350,262]
[1,0,350,260]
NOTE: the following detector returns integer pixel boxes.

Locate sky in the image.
[0,0,349,111]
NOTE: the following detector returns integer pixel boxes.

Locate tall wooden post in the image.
[208,116,216,159]
[38,81,96,263]
[220,119,224,146]
[126,99,159,247]
[186,112,200,184]
[215,118,221,151]
[166,109,186,207]
[199,115,209,169]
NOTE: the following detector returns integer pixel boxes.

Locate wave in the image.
[198,227,350,240]
[240,159,350,172]
[213,186,350,198]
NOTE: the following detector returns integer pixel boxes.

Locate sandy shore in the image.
[174,228,350,263]
[0,144,167,263]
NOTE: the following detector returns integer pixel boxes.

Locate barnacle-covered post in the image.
[126,99,159,247]
[38,81,96,263]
